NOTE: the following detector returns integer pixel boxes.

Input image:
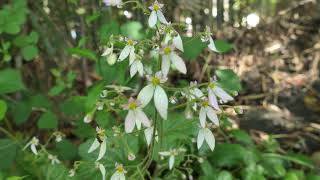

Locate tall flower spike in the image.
[118,38,136,62]
[207,79,234,110]
[137,71,168,119]
[160,44,187,76]
[111,163,127,180]
[199,98,219,127]
[197,123,216,151]
[88,127,107,161]
[23,137,39,155]
[148,0,168,28]
[122,98,151,133]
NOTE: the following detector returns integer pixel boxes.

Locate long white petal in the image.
[197,129,205,149]
[199,107,206,128]
[213,86,234,103]
[208,89,220,110]
[135,118,142,130]
[118,45,131,61]
[97,139,106,161]
[111,172,120,180]
[206,107,219,126]
[169,155,175,170]
[137,84,155,107]
[119,173,125,180]
[192,88,204,99]
[129,48,135,65]
[136,61,144,76]
[130,62,138,77]
[135,109,151,127]
[171,53,187,74]
[144,127,153,146]
[154,86,168,120]
[88,139,100,153]
[208,37,219,52]
[173,34,184,52]
[159,151,170,156]
[148,11,157,28]
[99,163,106,180]
[125,111,136,133]
[31,144,38,155]
[156,10,168,24]
[204,129,215,151]
[161,55,170,77]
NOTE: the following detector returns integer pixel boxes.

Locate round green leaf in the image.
[21,45,38,61]
[37,111,58,129]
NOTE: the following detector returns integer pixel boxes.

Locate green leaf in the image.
[21,45,38,61]
[37,111,58,129]
[306,173,320,180]
[0,139,18,170]
[59,96,86,117]
[55,139,78,160]
[0,69,25,94]
[13,31,39,47]
[216,69,242,92]
[214,40,233,53]
[12,101,31,124]
[30,94,52,110]
[120,21,144,40]
[98,21,119,43]
[48,84,65,96]
[0,100,7,121]
[4,23,20,34]
[263,153,315,169]
[67,47,97,61]
[43,164,69,180]
[210,143,246,167]
[230,129,253,145]
[217,171,233,180]
[182,36,207,60]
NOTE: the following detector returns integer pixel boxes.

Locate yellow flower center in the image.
[153,4,160,11]
[151,77,160,86]
[116,165,124,173]
[202,101,209,107]
[128,102,137,110]
[208,82,216,89]
[164,47,171,55]
[127,39,134,46]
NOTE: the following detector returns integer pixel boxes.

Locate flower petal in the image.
[192,88,204,99]
[97,139,106,161]
[137,84,155,107]
[144,127,153,146]
[136,61,144,76]
[88,138,100,153]
[204,129,215,151]
[135,109,151,127]
[125,110,136,133]
[148,10,157,28]
[173,34,184,52]
[208,88,220,110]
[213,86,234,103]
[159,151,170,156]
[118,45,131,61]
[154,86,168,120]
[111,172,120,180]
[31,144,38,155]
[119,173,126,180]
[135,117,142,130]
[130,61,138,77]
[208,37,219,52]
[161,55,170,77]
[199,107,206,127]
[197,129,205,149]
[99,163,106,180]
[171,53,187,74]
[156,10,168,24]
[129,48,135,64]
[169,155,175,170]
[206,107,219,126]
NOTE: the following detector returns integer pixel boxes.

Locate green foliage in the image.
[0,69,25,94]
[120,21,144,40]
[182,36,207,60]
[0,139,18,170]
[0,100,7,121]
[37,111,58,129]
[214,40,233,54]
[216,69,242,92]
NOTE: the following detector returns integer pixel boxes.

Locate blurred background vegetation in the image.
[0,0,320,179]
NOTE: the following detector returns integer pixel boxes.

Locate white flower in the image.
[164,27,184,52]
[207,80,234,110]
[111,163,127,180]
[68,169,76,177]
[160,44,187,76]
[103,0,122,7]
[95,162,106,180]
[159,149,178,170]
[127,152,136,161]
[53,131,65,142]
[101,45,113,57]
[88,127,107,161]
[23,137,39,155]
[144,125,158,146]
[197,123,215,151]
[137,71,168,119]
[189,81,204,100]
[201,26,219,53]
[84,113,93,123]
[129,59,144,77]
[199,99,219,127]
[118,38,136,62]
[148,0,168,28]
[122,98,151,133]
[48,154,60,165]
